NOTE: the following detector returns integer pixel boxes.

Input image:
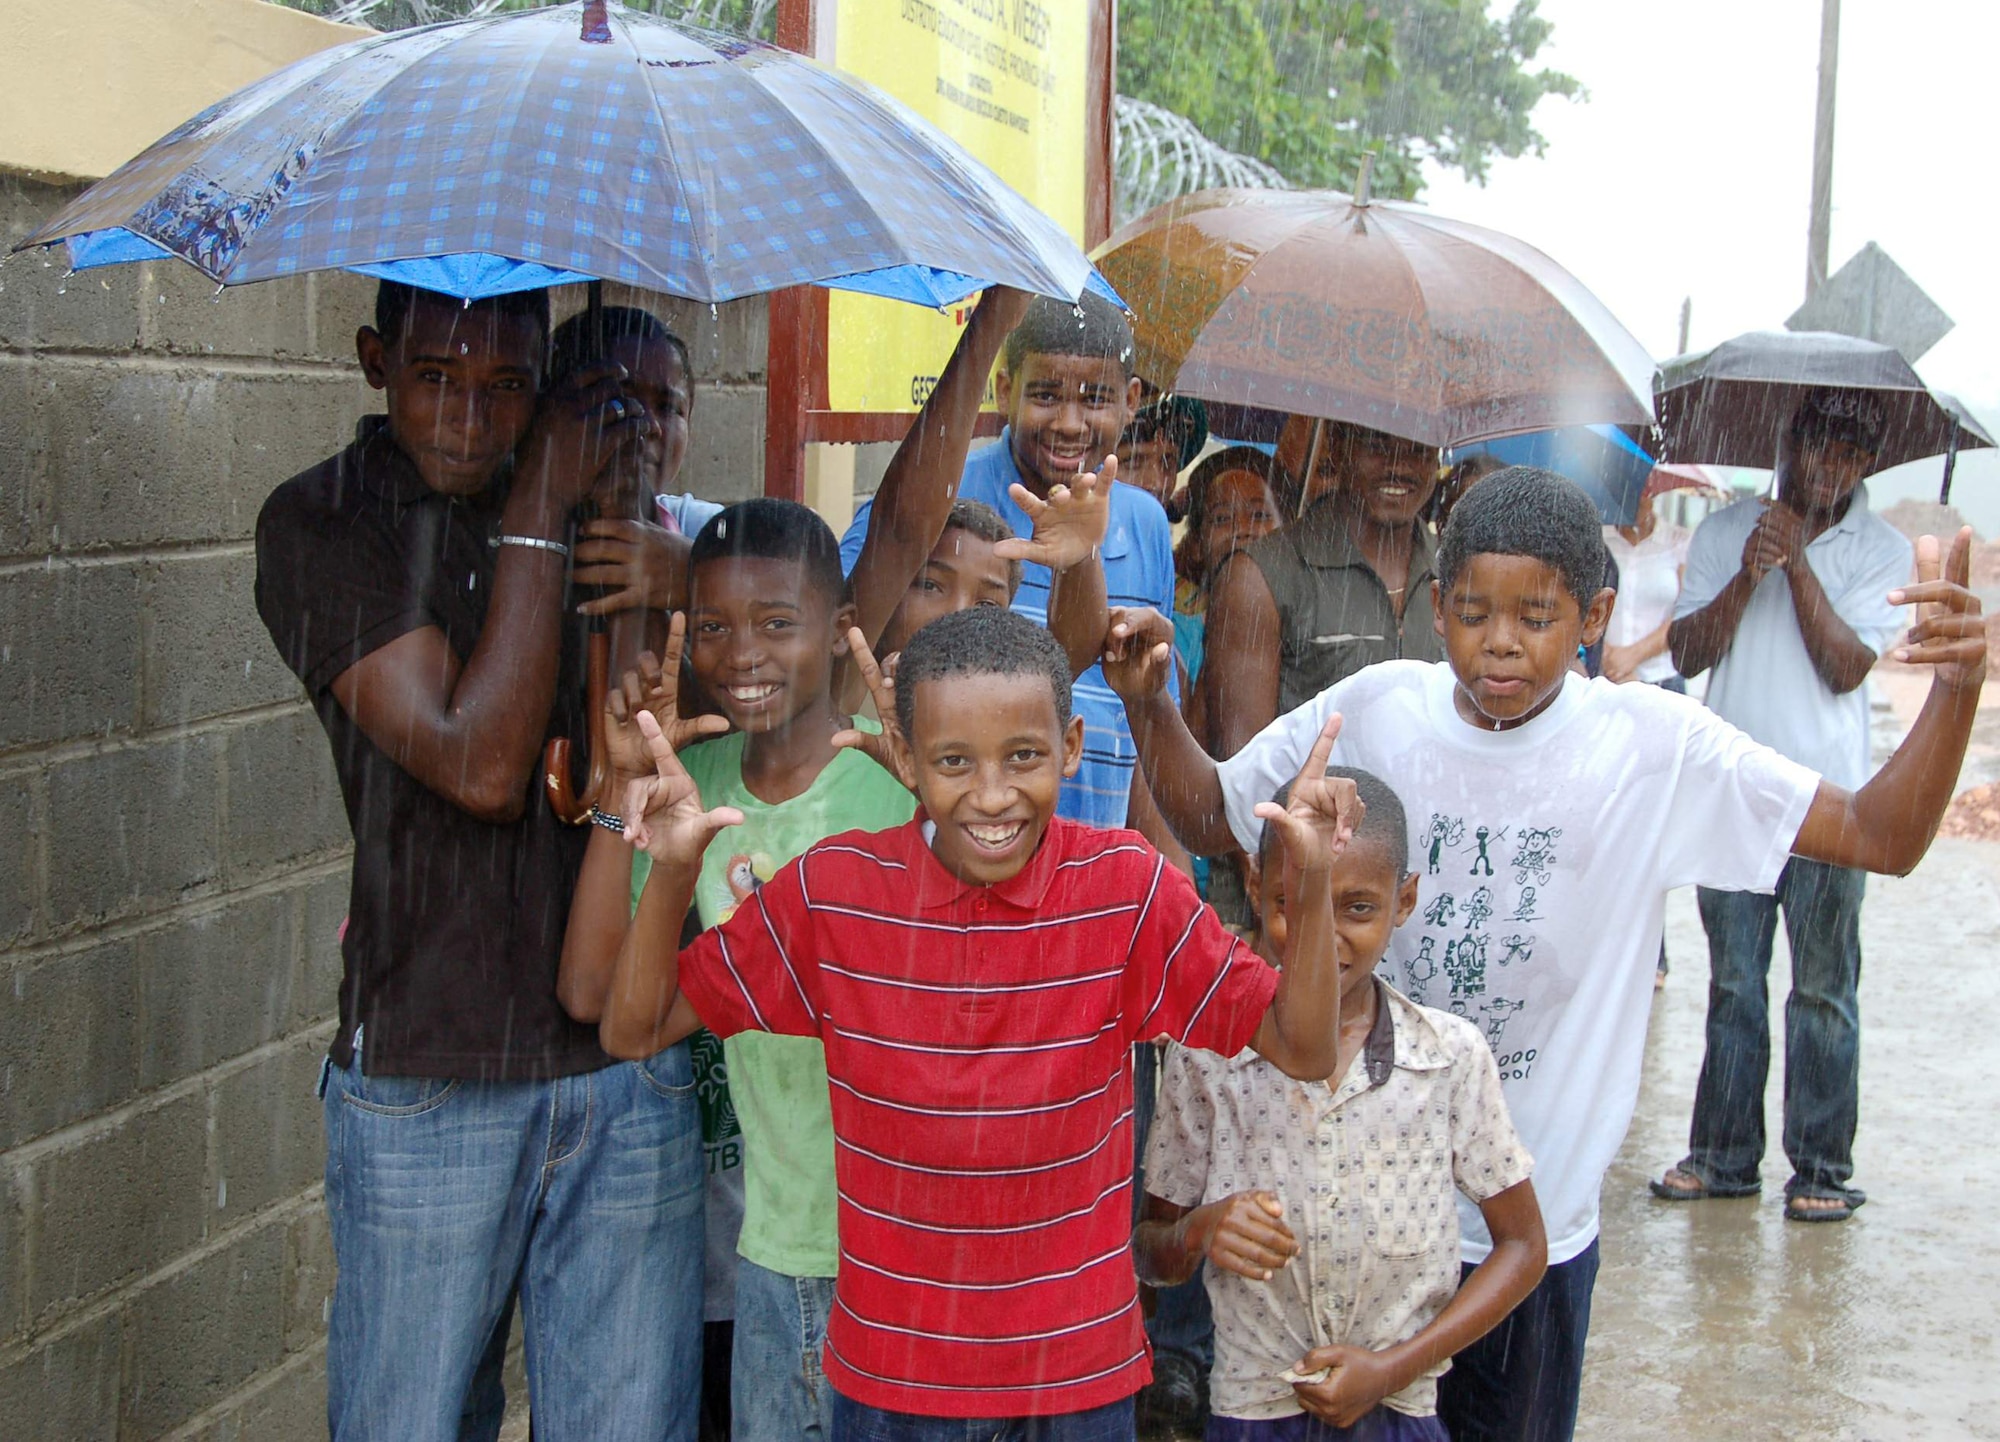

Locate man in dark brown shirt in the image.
[256,282,703,1441]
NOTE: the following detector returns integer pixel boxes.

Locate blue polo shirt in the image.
[839,430,1178,828]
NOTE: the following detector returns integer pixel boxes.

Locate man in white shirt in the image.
[1655,389,1913,1222]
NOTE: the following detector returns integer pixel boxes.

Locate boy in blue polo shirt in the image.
[838,293,1179,834]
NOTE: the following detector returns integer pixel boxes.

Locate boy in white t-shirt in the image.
[1102,467,1987,1442]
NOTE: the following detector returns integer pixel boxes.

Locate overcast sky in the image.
[1421,0,1999,422]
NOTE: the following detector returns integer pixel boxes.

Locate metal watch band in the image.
[489,533,571,558]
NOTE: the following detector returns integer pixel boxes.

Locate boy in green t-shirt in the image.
[561,286,1115,1439]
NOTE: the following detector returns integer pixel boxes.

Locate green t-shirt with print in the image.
[636,723,914,1279]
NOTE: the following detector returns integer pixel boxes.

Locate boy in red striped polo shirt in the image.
[568,606,1359,1438]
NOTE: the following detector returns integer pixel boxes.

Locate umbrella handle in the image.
[545,628,612,826]
[1941,434,1960,506]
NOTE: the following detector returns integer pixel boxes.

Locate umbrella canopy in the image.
[1654,330,1994,473]
[1094,188,1656,449]
[18,0,1113,309]
[1448,424,1658,525]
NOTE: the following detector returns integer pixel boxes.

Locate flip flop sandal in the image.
[1784,1194,1859,1223]
[1650,1169,1761,1202]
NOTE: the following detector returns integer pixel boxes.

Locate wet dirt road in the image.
[1580,676,2000,1441]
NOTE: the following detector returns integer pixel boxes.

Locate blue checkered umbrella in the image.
[16,0,1115,309]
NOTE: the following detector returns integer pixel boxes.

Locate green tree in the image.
[1118,0,1578,200]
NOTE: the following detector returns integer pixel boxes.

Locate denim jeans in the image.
[1133,1042,1215,1372]
[831,1393,1135,1441]
[732,1257,836,1440]
[1204,1408,1449,1440]
[322,1045,704,1442]
[1435,1239,1599,1442]
[1684,859,1867,1197]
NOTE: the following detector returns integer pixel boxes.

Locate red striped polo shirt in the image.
[677,816,1278,1418]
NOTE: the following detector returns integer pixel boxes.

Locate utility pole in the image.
[1806,0,1840,301]
[1677,297,1692,355]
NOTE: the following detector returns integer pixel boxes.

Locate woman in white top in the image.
[1603,497,1691,985]
[1601,499,1691,689]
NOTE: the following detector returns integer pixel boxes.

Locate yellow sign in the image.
[829,0,1088,413]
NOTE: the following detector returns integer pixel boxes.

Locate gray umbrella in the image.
[1654,331,1994,480]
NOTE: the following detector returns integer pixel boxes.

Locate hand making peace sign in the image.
[602,611,731,781]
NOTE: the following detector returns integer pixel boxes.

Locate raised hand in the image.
[620,708,744,862]
[830,627,917,793]
[575,518,691,616]
[1188,1191,1299,1283]
[1253,714,1362,878]
[998,455,1115,573]
[1100,606,1177,704]
[517,362,653,512]
[603,613,729,779]
[1287,1343,1401,1429]
[1890,528,1988,693]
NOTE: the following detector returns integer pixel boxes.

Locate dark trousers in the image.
[1685,859,1866,1197]
[832,1394,1134,1441]
[1133,1041,1215,1370]
[1436,1239,1598,1442]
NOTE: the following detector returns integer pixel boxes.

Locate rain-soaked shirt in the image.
[838,430,1178,828]
[255,417,603,1079]
[1216,661,1819,1266]
[1144,982,1532,1421]
[1241,497,1441,716]
[675,816,1278,1418]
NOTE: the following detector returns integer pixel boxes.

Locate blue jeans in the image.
[1436,1239,1598,1442]
[1685,860,1867,1197]
[832,1393,1135,1441]
[322,1047,704,1442]
[733,1257,836,1440]
[1133,1042,1215,1372]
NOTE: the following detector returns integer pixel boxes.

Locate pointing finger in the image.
[1295,712,1343,789]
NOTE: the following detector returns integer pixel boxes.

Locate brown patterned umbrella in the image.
[1095,188,1656,449]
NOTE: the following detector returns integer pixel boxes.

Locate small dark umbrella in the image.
[1655,332,1994,492]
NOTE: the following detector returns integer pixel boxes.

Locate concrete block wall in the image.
[0,174,770,1439]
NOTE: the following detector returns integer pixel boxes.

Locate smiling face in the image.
[687,555,852,736]
[1435,553,1611,730]
[908,670,1084,886]
[880,526,1016,659]
[1198,469,1282,576]
[1254,832,1419,1012]
[357,293,544,496]
[997,353,1141,497]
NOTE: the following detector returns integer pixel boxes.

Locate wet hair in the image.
[894,606,1072,740]
[547,305,693,392]
[689,497,845,609]
[1436,465,1606,611]
[372,279,550,351]
[1001,292,1136,381]
[940,497,1022,598]
[1431,451,1507,527]
[1121,394,1210,470]
[1257,766,1410,876]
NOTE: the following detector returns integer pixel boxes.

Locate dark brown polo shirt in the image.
[256,417,605,1079]
[1243,496,1443,715]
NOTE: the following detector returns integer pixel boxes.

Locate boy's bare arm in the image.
[1125,768,1194,877]
[328,368,650,823]
[1792,531,1986,875]
[1289,1179,1546,1429]
[1135,1191,1298,1288]
[558,620,730,1020]
[999,459,1113,678]
[847,287,1033,652]
[1247,717,1357,1081]
[1103,608,1239,856]
[596,709,745,1059]
[1203,554,1284,759]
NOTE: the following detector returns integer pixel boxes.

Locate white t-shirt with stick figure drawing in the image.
[1217,661,1820,1265]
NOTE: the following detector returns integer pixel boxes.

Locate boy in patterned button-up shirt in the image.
[1137,768,1546,1440]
